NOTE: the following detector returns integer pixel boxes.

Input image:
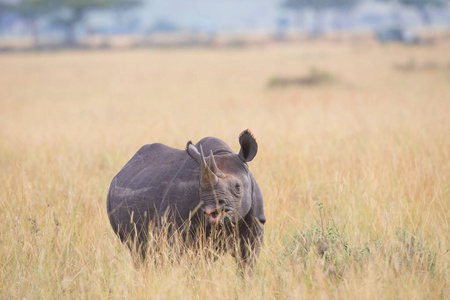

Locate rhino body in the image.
[107,130,265,265]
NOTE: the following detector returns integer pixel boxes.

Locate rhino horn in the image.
[200,145,218,189]
[208,150,225,178]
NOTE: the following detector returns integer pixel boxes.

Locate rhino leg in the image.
[126,231,149,265]
[236,216,264,272]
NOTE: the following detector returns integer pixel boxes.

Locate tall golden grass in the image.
[0,40,449,299]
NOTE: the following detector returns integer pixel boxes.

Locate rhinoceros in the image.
[107,130,265,266]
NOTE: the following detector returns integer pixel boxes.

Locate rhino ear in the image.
[238,130,258,162]
[186,141,201,165]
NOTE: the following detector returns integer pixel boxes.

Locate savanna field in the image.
[0,39,449,299]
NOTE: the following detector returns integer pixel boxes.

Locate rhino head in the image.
[186,130,259,227]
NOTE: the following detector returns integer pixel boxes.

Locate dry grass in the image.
[0,40,449,299]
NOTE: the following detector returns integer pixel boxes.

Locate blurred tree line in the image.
[379,0,449,24]
[283,0,360,34]
[283,0,449,35]
[0,0,141,47]
[1,0,449,49]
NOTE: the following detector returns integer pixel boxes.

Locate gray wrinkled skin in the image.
[107,130,265,267]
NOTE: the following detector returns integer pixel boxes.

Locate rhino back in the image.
[107,143,190,239]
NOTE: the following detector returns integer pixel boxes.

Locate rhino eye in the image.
[235,183,241,194]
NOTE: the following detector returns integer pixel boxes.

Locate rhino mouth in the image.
[202,206,235,227]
